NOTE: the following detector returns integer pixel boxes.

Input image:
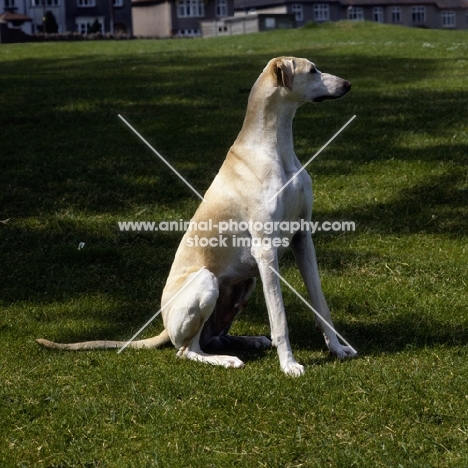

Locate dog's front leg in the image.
[252,246,305,377]
[291,232,357,358]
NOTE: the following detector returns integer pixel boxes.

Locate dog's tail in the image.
[36,329,170,351]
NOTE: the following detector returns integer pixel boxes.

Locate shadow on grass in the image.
[313,170,468,237]
[285,309,468,359]
[1,45,467,358]
[1,51,467,217]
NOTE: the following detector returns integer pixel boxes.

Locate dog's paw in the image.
[182,350,245,369]
[252,336,272,349]
[227,335,272,350]
[281,361,305,377]
[330,345,357,360]
[219,356,245,369]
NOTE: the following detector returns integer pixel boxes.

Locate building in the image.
[0,11,32,41]
[340,0,468,28]
[201,12,295,36]
[0,0,35,33]
[234,0,468,29]
[131,0,235,37]
[130,0,468,38]
[26,0,66,33]
[63,0,132,35]
[0,0,132,35]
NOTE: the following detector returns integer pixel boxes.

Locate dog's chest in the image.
[274,166,312,219]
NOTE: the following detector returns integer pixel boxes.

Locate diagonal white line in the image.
[118,114,207,203]
[268,265,357,354]
[269,115,356,202]
[117,268,207,353]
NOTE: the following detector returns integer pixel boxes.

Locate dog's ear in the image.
[273,58,295,91]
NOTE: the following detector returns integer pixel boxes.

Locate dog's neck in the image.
[235,85,301,171]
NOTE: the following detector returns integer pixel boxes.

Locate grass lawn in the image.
[1,21,467,467]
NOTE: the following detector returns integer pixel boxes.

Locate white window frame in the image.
[76,20,88,34]
[216,0,228,17]
[313,4,329,22]
[177,0,205,18]
[77,0,96,7]
[412,6,426,23]
[76,17,104,33]
[441,10,455,27]
[291,4,304,22]
[391,6,402,23]
[348,6,364,21]
[373,7,383,23]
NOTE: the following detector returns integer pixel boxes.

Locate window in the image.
[412,6,425,23]
[178,28,201,36]
[348,6,364,21]
[177,0,204,18]
[313,4,329,22]
[76,20,88,34]
[391,7,401,23]
[113,0,123,6]
[373,7,383,23]
[76,17,103,33]
[291,4,303,22]
[441,10,455,27]
[77,0,96,6]
[31,0,60,6]
[5,0,15,8]
[216,0,228,17]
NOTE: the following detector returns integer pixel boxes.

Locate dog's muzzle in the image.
[313,80,352,102]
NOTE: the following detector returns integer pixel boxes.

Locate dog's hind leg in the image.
[202,278,272,353]
[178,329,246,369]
[164,268,245,369]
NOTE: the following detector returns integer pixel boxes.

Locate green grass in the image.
[1,21,468,467]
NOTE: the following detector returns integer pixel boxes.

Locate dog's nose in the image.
[344,80,351,91]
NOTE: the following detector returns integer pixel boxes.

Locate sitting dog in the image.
[38,57,356,376]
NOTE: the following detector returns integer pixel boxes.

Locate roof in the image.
[235,0,468,8]
[235,0,301,9]
[131,0,165,6]
[339,0,468,7]
[0,12,32,23]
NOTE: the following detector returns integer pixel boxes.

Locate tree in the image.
[88,19,102,34]
[43,11,59,34]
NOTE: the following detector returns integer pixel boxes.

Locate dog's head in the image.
[270,57,351,103]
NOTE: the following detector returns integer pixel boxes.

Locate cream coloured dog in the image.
[38,57,356,376]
